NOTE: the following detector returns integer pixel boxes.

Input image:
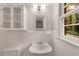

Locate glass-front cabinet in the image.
[0,4,26,30]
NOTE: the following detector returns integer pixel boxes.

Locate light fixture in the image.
[33,4,46,11]
[41,4,46,10]
[33,4,38,11]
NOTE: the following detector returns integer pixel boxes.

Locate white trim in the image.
[64,3,70,8]
[60,6,79,19]
[57,36,79,48]
[65,23,79,26]
[11,6,13,29]
[2,28,26,30]
[23,6,27,30]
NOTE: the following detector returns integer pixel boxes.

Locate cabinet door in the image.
[13,7,23,29]
[3,7,11,29]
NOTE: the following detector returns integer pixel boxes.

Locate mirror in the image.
[35,15,46,30]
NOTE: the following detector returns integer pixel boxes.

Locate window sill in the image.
[57,35,79,47]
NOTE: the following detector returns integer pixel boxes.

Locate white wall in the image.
[0,3,54,55]
[54,37,79,56]
[26,3,54,30]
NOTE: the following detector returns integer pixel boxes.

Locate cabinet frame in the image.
[0,5,27,30]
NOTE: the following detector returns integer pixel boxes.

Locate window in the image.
[60,3,79,38]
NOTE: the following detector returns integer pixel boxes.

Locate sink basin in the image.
[29,42,52,54]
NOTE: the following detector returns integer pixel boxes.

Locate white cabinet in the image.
[3,46,23,56]
[0,5,26,30]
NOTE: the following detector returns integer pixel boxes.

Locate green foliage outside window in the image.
[65,13,79,36]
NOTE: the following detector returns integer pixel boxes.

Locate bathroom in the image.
[0,3,79,56]
[0,3,55,56]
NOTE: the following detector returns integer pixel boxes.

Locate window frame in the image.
[59,3,79,39]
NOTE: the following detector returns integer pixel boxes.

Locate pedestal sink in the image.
[28,42,52,54]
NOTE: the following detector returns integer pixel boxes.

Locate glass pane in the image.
[36,20,43,28]
[3,22,11,28]
[75,13,79,23]
[3,7,11,28]
[13,7,22,14]
[14,22,22,28]
[13,7,23,28]
[3,15,11,22]
[3,7,11,14]
[36,15,44,29]
[65,13,79,25]
[65,15,72,25]
[65,25,79,36]
[13,14,21,23]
